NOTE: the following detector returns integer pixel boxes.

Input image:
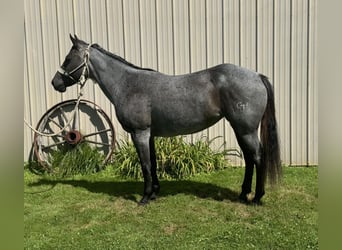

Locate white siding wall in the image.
[24,0,318,166]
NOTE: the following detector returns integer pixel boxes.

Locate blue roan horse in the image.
[52,35,281,205]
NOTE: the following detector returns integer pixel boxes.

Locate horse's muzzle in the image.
[51,73,67,92]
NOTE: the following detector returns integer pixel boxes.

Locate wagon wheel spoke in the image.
[58,106,73,130]
[53,134,64,139]
[82,128,112,138]
[40,125,64,139]
[40,140,65,150]
[83,139,111,147]
[48,117,64,130]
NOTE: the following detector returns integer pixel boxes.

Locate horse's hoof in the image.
[150,192,157,200]
[251,198,263,206]
[138,197,149,206]
[239,193,249,203]
[252,191,265,205]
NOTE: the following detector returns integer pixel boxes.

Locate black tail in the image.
[259,74,282,185]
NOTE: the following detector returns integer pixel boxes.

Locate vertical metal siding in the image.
[24,0,318,166]
[274,0,291,165]
[25,0,47,150]
[140,0,158,70]
[24,30,32,155]
[156,0,174,74]
[307,0,318,165]
[240,0,257,70]
[291,0,309,165]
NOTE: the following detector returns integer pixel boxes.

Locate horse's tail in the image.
[259,74,282,185]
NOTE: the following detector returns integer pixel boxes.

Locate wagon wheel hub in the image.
[33,99,116,172]
[64,130,83,145]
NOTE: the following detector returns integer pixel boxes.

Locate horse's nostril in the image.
[52,81,66,92]
[58,85,66,92]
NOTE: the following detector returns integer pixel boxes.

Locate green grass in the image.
[24,166,318,249]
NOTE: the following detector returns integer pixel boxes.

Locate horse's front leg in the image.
[131,129,153,205]
[149,136,160,200]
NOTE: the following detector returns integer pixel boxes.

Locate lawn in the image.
[24,166,318,249]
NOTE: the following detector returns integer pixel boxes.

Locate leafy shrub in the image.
[111,136,231,180]
[48,142,105,177]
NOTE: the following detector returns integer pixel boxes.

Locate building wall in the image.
[24,0,318,166]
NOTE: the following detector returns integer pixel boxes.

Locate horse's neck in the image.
[88,49,127,105]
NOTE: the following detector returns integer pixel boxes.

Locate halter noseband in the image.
[57,44,92,86]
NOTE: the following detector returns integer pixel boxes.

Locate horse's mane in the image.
[92,44,156,72]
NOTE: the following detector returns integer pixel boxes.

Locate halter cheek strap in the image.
[57,62,85,82]
[58,44,92,86]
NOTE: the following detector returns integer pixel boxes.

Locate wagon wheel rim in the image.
[33,99,115,173]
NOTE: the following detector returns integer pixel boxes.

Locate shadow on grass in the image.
[28,178,240,203]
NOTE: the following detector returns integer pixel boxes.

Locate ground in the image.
[24,166,318,249]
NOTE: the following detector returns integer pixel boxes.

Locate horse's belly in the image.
[151,108,222,137]
[150,79,222,136]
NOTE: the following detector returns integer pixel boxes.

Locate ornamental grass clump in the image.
[48,142,105,177]
[112,136,231,180]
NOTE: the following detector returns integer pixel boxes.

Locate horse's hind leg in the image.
[234,130,264,203]
[239,153,254,202]
[253,154,266,204]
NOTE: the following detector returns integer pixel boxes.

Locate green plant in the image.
[48,142,105,177]
[111,136,231,180]
[111,139,141,179]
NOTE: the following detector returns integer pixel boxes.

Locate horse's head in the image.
[52,34,90,92]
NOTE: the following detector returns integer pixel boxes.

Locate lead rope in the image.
[24,44,91,137]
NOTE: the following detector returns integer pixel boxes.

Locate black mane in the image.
[92,44,156,72]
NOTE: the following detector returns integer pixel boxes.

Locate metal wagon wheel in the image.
[33,99,115,172]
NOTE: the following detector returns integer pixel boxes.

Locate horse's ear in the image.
[70,34,77,45]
